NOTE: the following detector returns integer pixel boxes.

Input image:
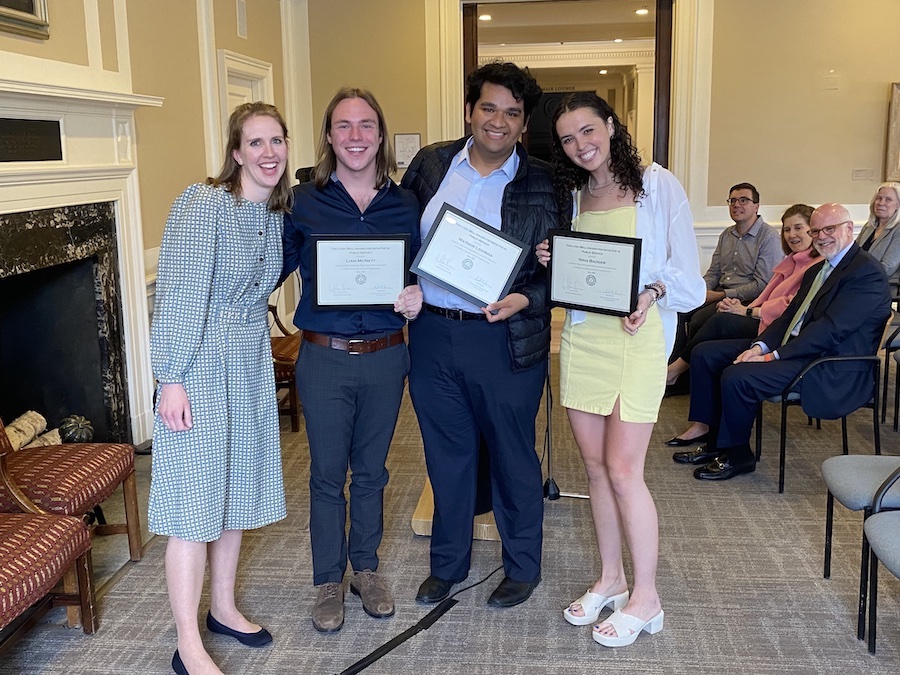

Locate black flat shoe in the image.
[415,575,453,604]
[664,432,710,447]
[672,445,719,465]
[693,456,756,481]
[206,611,273,647]
[172,651,189,675]
[487,576,540,608]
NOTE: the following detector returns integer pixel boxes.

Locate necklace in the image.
[587,174,617,198]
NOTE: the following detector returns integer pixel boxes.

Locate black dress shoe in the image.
[487,576,540,608]
[416,575,453,603]
[693,455,756,481]
[206,611,273,647]
[664,432,710,447]
[672,445,719,465]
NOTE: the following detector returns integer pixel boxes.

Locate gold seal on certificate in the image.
[312,234,410,310]
[548,229,642,316]
[410,203,528,307]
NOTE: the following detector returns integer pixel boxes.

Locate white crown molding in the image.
[0,78,162,109]
[0,165,136,190]
[478,39,656,67]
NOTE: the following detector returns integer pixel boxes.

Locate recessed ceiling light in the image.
[478,14,491,21]
[636,8,649,15]
[599,69,608,75]
[613,38,623,43]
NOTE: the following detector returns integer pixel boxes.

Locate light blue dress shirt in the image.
[418,138,520,311]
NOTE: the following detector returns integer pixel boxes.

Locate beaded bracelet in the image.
[643,281,666,303]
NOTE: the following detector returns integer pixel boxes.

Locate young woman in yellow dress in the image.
[536,92,705,647]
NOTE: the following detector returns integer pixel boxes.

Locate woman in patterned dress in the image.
[149,102,292,675]
[536,93,705,647]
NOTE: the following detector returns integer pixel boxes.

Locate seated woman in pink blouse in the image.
[664,204,818,446]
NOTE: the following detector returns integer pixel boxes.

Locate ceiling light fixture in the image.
[613,38,623,43]
[599,69,608,75]
[636,7,649,15]
[478,14,491,21]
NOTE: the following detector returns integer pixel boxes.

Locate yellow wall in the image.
[130,0,289,249]
[127,0,207,249]
[98,0,118,72]
[708,0,900,207]
[213,0,286,112]
[306,0,428,174]
[0,0,87,64]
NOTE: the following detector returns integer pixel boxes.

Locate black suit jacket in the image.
[758,243,891,418]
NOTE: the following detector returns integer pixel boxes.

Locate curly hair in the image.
[549,92,644,209]
[465,62,543,119]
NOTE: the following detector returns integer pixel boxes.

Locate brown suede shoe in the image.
[311,582,344,632]
[350,569,395,618]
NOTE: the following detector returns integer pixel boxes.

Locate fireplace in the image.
[0,82,161,446]
[0,202,128,441]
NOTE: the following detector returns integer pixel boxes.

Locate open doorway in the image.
[462,0,672,166]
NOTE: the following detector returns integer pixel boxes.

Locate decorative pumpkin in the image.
[59,415,94,443]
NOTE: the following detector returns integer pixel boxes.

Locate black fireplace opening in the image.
[0,257,112,440]
[0,201,129,443]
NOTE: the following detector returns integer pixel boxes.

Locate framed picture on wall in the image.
[887,83,900,182]
[0,0,49,40]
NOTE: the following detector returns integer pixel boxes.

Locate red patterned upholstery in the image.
[0,513,90,630]
[0,443,134,516]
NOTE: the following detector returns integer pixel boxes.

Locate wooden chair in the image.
[0,444,96,650]
[269,304,302,432]
[0,417,142,562]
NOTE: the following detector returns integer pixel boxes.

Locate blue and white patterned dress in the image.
[148,183,287,542]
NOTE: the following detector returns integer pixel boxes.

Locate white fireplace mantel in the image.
[0,82,162,446]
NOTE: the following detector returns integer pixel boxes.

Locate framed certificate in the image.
[311,234,410,310]
[548,229,642,316]
[410,203,528,307]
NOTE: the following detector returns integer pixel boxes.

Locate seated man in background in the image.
[667,183,782,388]
[673,203,891,480]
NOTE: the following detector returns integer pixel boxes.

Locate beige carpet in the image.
[2,362,899,674]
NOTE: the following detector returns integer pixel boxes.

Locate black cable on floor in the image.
[336,566,503,675]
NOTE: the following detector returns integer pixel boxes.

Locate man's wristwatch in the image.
[746,307,754,317]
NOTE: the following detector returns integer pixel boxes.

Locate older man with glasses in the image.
[666,183,783,395]
[672,203,892,480]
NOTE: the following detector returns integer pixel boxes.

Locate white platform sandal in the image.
[562,589,629,626]
[592,608,664,647]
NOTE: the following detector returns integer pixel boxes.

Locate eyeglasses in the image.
[809,221,850,238]
[726,197,757,206]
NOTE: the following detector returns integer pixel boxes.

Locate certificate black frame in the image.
[410,203,529,307]
[547,228,642,317]
[311,233,411,311]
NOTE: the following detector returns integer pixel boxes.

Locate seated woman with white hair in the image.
[856,182,900,286]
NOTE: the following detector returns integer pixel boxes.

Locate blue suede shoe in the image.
[206,611,273,647]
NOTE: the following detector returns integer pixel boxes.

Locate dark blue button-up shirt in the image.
[282,177,421,338]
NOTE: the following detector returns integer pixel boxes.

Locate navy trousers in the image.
[297,340,409,585]
[689,339,805,462]
[408,311,545,583]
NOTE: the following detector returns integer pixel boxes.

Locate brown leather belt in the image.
[301,329,405,355]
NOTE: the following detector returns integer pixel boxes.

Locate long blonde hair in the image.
[866,182,900,230]
[312,88,396,189]
[209,102,293,212]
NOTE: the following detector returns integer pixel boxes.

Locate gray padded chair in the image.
[863,465,900,653]
[821,455,900,641]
